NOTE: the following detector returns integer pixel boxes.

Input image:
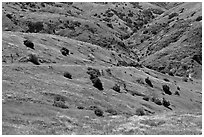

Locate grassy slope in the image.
[2,31,202,134]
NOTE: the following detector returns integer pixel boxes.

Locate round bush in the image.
[28,54,40,65]
[60,47,69,56]
[24,39,35,49]
[91,77,103,90]
[112,84,120,93]
[136,107,145,116]
[145,77,153,87]
[94,108,104,117]
[162,85,172,95]
[64,72,72,79]
[162,98,170,107]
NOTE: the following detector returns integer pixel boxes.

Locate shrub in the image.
[162,85,172,95]
[106,108,117,115]
[163,78,170,82]
[24,39,35,49]
[60,47,69,56]
[53,95,68,109]
[91,77,103,90]
[135,107,145,116]
[27,21,44,33]
[177,86,180,90]
[28,54,40,65]
[63,72,72,79]
[152,97,162,105]
[168,72,174,76]
[162,97,170,107]
[182,77,188,82]
[196,16,202,21]
[136,78,145,85]
[105,68,112,75]
[168,12,179,19]
[174,91,180,96]
[87,67,101,78]
[77,106,84,109]
[145,77,153,87]
[143,96,150,101]
[94,108,104,117]
[112,84,120,93]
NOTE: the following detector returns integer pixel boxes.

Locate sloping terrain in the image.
[2,31,202,135]
[126,2,202,79]
[2,2,202,135]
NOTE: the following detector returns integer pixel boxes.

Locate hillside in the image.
[2,2,202,135]
[125,2,202,79]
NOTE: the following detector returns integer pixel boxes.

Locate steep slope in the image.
[126,2,202,79]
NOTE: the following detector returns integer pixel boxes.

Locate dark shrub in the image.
[143,96,150,101]
[145,77,153,87]
[63,72,72,79]
[136,107,145,116]
[152,97,162,105]
[196,16,202,21]
[112,84,120,93]
[87,67,101,78]
[162,85,172,95]
[94,108,104,117]
[182,77,188,82]
[168,12,179,19]
[162,98,170,107]
[177,86,180,90]
[174,91,180,96]
[106,108,118,115]
[105,68,112,75]
[89,105,98,110]
[53,95,68,109]
[163,78,170,82]
[136,78,145,85]
[91,77,103,90]
[27,21,44,33]
[60,47,69,56]
[77,106,84,109]
[24,39,35,49]
[107,23,113,29]
[28,54,40,65]
[168,72,174,76]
